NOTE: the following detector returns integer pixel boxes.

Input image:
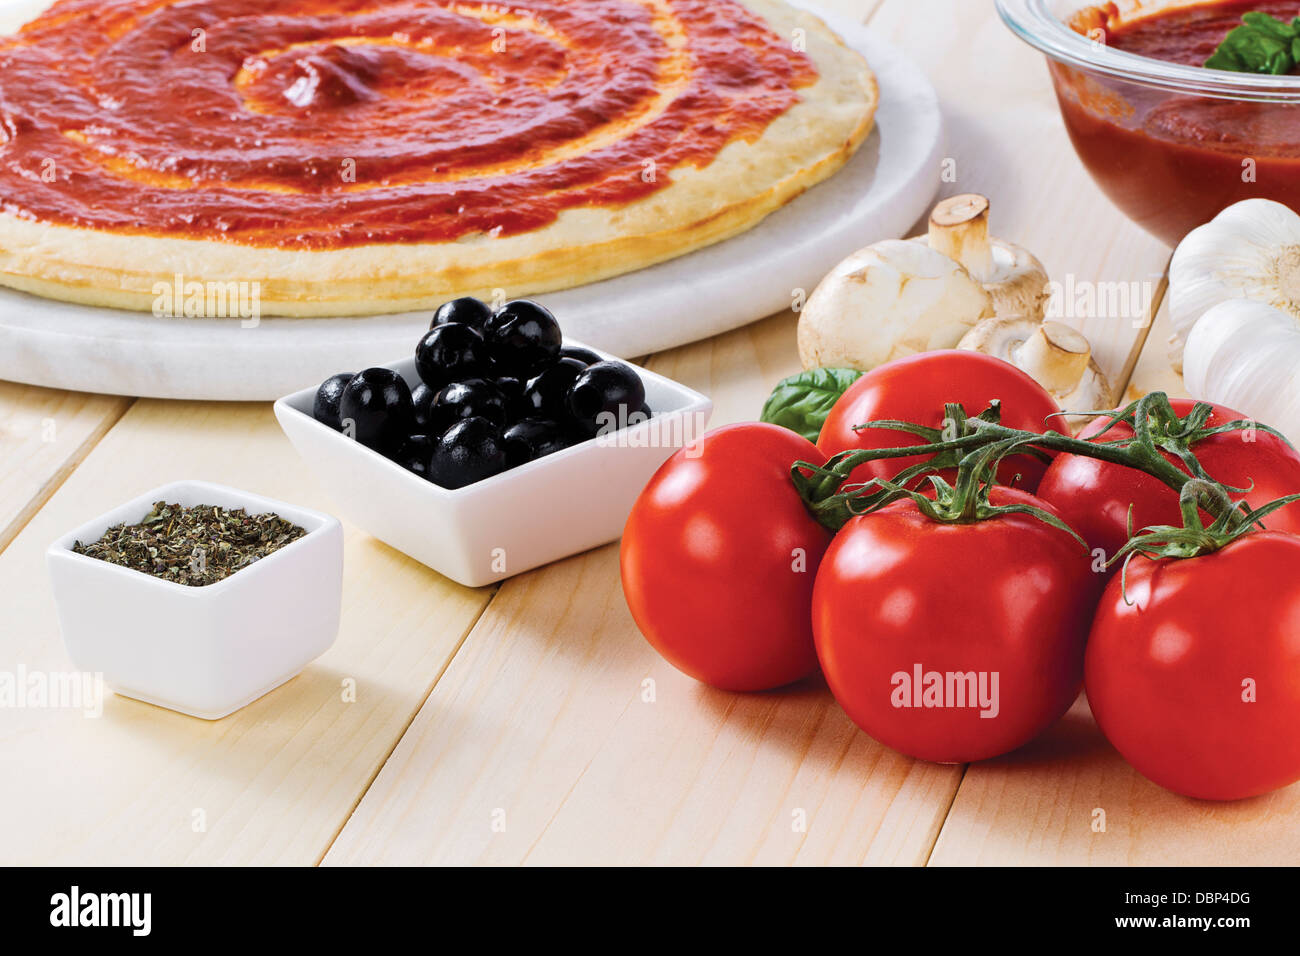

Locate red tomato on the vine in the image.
[1086,533,1300,800]
[1037,399,1300,562]
[812,487,1100,763]
[621,423,833,692]
[818,351,1061,492]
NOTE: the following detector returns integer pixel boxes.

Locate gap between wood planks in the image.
[311,585,501,866]
[0,396,135,557]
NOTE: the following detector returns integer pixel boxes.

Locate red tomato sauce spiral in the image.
[0,0,817,247]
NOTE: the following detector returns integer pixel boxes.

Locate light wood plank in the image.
[928,697,1300,865]
[0,400,494,865]
[326,551,961,867]
[0,382,130,554]
[323,311,962,867]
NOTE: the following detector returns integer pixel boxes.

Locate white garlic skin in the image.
[1169,198,1300,373]
[1184,299,1300,445]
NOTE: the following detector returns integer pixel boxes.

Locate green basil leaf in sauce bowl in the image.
[1205,11,1300,74]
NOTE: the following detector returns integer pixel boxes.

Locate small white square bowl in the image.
[274,342,712,588]
[46,480,343,720]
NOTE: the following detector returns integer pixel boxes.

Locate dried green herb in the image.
[73,501,307,587]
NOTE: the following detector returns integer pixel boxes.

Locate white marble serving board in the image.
[0,5,942,400]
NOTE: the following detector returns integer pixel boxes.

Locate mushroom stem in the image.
[928,194,995,282]
[1018,321,1091,395]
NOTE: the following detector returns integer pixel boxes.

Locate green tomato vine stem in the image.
[790,391,1294,560]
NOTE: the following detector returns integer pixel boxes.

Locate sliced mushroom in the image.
[958,317,1114,430]
[797,239,995,371]
[917,194,1050,319]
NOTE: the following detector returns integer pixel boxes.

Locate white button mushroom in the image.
[796,238,994,372]
[958,317,1114,430]
[796,194,1050,373]
[919,194,1051,320]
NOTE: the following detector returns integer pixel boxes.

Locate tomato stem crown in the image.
[868,433,1089,548]
[792,392,1299,554]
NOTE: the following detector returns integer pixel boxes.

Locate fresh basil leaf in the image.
[1243,10,1293,39]
[1205,46,1247,72]
[1205,11,1300,74]
[760,367,863,443]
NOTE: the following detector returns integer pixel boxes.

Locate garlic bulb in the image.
[797,239,994,371]
[1184,299,1300,444]
[1169,199,1300,372]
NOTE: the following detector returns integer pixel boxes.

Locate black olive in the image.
[433,377,509,428]
[396,434,436,477]
[415,323,491,391]
[502,418,570,468]
[523,357,586,419]
[313,372,353,429]
[566,361,647,437]
[428,417,508,489]
[410,382,438,432]
[484,299,562,376]
[564,415,599,443]
[493,375,527,418]
[339,367,414,452]
[431,296,493,331]
[559,345,602,366]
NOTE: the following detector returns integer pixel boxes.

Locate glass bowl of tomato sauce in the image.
[998,0,1300,245]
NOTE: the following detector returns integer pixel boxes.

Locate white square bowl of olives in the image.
[274,297,712,588]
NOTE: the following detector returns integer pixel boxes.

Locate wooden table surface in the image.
[3,0,1296,866]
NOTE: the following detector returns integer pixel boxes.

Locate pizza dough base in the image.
[0,0,877,317]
